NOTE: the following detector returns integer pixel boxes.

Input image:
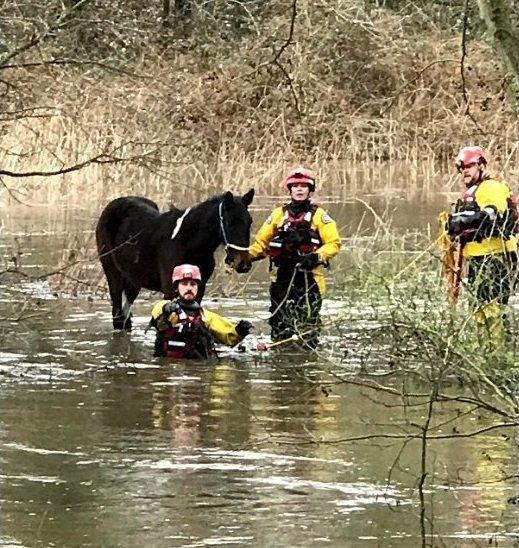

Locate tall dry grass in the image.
[1,3,517,209]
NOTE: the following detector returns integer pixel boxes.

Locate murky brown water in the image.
[1,198,519,546]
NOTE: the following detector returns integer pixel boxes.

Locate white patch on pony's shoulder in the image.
[171,207,192,240]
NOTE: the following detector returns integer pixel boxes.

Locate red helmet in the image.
[172,264,201,284]
[282,167,316,192]
[455,146,488,171]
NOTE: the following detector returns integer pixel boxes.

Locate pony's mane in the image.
[189,193,234,213]
[199,193,226,206]
[164,194,224,216]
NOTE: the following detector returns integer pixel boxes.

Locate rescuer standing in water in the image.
[249,167,341,347]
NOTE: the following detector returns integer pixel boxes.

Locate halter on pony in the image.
[171,200,249,253]
[218,201,250,252]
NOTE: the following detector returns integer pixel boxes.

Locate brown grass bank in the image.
[0,2,517,208]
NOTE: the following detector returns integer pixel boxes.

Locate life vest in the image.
[454,182,518,241]
[268,204,322,267]
[159,308,217,359]
[458,184,478,208]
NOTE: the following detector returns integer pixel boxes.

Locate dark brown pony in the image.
[96,190,254,330]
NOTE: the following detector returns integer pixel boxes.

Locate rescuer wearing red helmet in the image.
[150,264,253,358]
[249,167,341,346]
[447,146,518,335]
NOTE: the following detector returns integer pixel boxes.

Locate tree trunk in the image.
[174,0,190,14]
[477,0,519,180]
[477,0,519,89]
[162,0,171,28]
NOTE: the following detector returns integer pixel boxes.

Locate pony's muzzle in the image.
[224,245,251,273]
[233,250,252,273]
[235,261,251,273]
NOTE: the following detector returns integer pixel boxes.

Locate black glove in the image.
[162,300,181,318]
[298,252,319,270]
[447,211,487,240]
[235,320,253,337]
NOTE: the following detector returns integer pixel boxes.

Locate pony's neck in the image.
[182,198,222,252]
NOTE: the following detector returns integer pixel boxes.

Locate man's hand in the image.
[448,211,489,242]
[235,320,253,337]
[298,252,319,270]
[162,300,181,318]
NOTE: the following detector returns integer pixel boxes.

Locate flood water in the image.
[1,198,519,546]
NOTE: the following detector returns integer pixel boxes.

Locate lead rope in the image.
[304,270,311,319]
[268,263,300,320]
[218,201,250,252]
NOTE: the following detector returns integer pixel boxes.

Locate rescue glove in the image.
[298,252,319,270]
[235,320,253,337]
[162,300,182,318]
[447,211,487,241]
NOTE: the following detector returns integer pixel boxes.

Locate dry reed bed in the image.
[1,5,517,208]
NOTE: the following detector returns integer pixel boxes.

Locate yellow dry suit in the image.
[454,178,518,258]
[249,201,341,344]
[447,176,518,340]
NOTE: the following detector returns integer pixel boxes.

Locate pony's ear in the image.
[242,188,255,207]
[223,191,234,207]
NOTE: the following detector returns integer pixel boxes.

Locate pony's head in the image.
[219,189,255,273]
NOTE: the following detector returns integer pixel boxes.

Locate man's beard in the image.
[178,298,201,312]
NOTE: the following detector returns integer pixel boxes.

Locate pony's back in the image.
[96,196,160,253]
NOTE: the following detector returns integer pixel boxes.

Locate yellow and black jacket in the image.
[249,204,341,294]
[151,300,243,358]
[451,177,517,258]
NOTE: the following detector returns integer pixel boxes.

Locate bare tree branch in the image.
[0,0,93,69]
[460,0,487,133]
[0,142,164,178]
[0,58,149,78]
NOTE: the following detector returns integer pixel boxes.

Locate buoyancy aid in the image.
[453,181,519,242]
[268,203,322,267]
[160,306,217,359]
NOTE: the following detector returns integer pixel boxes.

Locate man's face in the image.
[289,182,311,202]
[459,162,481,186]
[178,279,199,301]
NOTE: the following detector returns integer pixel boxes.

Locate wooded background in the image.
[1,0,518,204]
